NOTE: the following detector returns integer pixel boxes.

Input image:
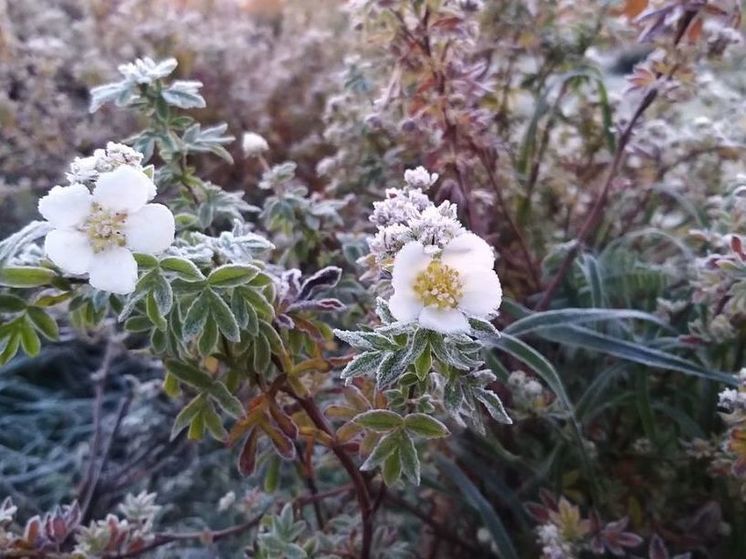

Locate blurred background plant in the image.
[1,0,746,558]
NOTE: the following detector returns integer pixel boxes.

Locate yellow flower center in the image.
[84,203,127,252]
[413,260,463,309]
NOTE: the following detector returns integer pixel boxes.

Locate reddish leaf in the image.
[237,428,259,476]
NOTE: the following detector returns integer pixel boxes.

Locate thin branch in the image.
[384,494,489,557]
[104,510,266,559]
[287,391,374,559]
[78,338,121,521]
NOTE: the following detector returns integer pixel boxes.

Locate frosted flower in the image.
[404,166,439,190]
[369,223,413,268]
[389,233,502,334]
[38,166,175,294]
[408,203,463,248]
[242,132,270,157]
[67,143,146,187]
[370,187,431,227]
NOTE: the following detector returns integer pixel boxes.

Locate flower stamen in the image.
[84,203,127,252]
[412,260,463,309]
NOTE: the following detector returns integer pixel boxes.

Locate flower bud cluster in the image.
[361,168,463,280]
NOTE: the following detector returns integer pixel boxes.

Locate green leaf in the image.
[438,458,518,559]
[469,317,500,339]
[536,325,735,385]
[0,294,27,313]
[476,389,512,424]
[208,381,244,418]
[253,332,271,373]
[19,319,41,357]
[398,432,420,485]
[26,307,59,340]
[353,410,403,432]
[382,451,402,486]
[238,286,275,319]
[376,349,410,388]
[503,307,672,338]
[162,80,206,109]
[361,431,401,472]
[166,359,214,390]
[171,395,205,440]
[208,264,259,288]
[198,317,219,355]
[0,331,21,365]
[188,411,205,440]
[124,316,152,333]
[0,266,56,288]
[414,346,432,380]
[404,413,450,438]
[340,351,382,380]
[182,292,210,340]
[160,257,205,281]
[405,327,429,362]
[0,221,50,269]
[206,289,240,342]
[203,403,228,441]
[146,292,167,331]
[259,320,285,355]
[151,273,173,315]
[133,253,159,268]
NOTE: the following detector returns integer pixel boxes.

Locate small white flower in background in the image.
[38,165,175,294]
[218,491,237,512]
[403,166,439,190]
[388,232,502,334]
[242,131,269,157]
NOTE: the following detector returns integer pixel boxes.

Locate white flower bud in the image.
[242,132,270,157]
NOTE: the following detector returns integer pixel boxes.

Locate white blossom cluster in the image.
[718,370,746,413]
[536,523,572,559]
[66,142,145,185]
[507,370,545,411]
[365,168,463,274]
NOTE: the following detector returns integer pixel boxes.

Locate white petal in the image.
[38,184,92,228]
[459,268,503,317]
[93,166,154,213]
[44,229,94,275]
[389,291,423,323]
[88,248,138,294]
[441,232,495,272]
[391,241,431,292]
[124,203,175,254]
[418,306,470,334]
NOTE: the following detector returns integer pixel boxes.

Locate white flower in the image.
[404,166,439,190]
[242,132,270,156]
[38,166,175,294]
[389,232,502,334]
